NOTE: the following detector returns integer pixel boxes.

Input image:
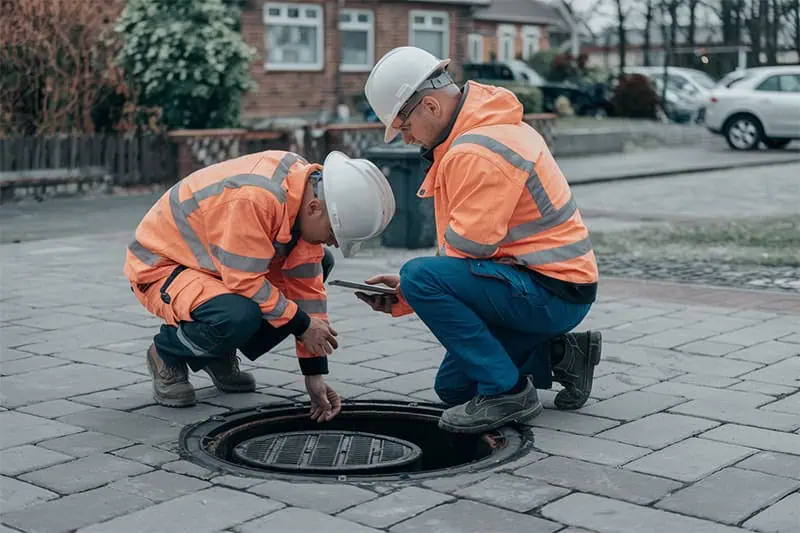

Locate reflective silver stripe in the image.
[452,134,533,174]
[515,236,593,266]
[283,263,322,278]
[502,196,578,245]
[263,292,289,320]
[296,299,327,314]
[272,153,305,184]
[525,169,554,217]
[209,244,271,273]
[176,324,206,356]
[251,280,273,304]
[169,185,217,272]
[128,240,162,266]
[444,225,498,258]
[184,173,286,213]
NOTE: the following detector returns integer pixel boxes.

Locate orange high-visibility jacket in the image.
[393,82,598,316]
[123,150,328,361]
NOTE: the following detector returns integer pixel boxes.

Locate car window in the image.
[689,74,716,90]
[779,75,800,92]
[756,75,781,91]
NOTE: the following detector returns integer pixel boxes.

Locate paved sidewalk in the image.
[2,233,800,533]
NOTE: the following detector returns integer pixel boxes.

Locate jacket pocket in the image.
[468,260,538,299]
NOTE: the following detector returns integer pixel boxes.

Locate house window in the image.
[497,25,516,62]
[468,33,484,63]
[410,10,450,59]
[264,3,324,71]
[522,26,541,60]
[339,9,374,72]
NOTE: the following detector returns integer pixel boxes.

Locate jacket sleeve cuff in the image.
[287,308,311,337]
[298,356,329,376]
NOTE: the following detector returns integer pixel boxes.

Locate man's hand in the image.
[355,274,401,315]
[298,317,338,356]
[305,375,342,422]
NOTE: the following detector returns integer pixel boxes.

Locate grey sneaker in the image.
[203,352,256,393]
[145,344,196,407]
[553,331,602,410]
[438,377,543,434]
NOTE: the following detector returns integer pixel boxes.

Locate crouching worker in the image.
[124,150,396,421]
[358,46,602,434]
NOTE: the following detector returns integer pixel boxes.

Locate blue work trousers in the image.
[399,256,591,405]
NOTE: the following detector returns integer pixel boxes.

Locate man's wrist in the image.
[287,308,311,337]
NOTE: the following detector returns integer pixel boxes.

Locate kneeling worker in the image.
[359,46,602,433]
[124,150,395,422]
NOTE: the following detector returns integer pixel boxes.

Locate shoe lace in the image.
[160,364,187,383]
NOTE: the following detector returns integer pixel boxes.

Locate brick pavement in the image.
[2,232,799,533]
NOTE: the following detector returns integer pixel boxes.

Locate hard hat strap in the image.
[309,170,325,202]
[397,70,454,122]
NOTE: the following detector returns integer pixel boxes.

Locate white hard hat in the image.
[321,151,396,258]
[364,46,452,143]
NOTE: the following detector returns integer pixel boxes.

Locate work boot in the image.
[203,352,256,393]
[438,376,543,434]
[145,344,196,407]
[552,331,602,410]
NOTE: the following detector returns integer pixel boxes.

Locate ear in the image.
[306,198,324,216]
[421,95,441,117]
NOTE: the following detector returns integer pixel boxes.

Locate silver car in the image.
[705,65,800,150]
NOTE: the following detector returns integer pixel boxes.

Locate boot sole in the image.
[203,370,256,393]
[437,400,544,434]
[146,352,196,408]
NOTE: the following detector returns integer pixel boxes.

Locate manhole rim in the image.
[178,400,533,485]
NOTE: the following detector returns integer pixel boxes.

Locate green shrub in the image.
[611,74,660,119]
[114,0,256,130]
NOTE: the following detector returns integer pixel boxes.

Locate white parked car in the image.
[705,65,800,150]
[624,66,717,123]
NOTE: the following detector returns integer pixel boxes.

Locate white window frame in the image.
[468,33,484,63]
[339,8,374,72]
[497,24,516,62]
[409,10,450,59]
[263,2,324,72]
[521,25,541,60]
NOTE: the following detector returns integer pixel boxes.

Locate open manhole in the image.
[179,401,533,483]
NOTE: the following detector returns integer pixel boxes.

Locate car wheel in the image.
[763,138,791,149]
[724,114,763,150]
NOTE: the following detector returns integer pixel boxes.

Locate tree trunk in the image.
[688,0,698,47]
[616,0,627,72]
[644,0,654,66]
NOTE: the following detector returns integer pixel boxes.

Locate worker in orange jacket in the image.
[124,150,395,421]
[360,47,602,433]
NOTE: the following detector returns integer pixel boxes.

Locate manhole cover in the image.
[233,430,422,474]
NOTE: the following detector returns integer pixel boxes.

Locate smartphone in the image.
[329,279,397,295]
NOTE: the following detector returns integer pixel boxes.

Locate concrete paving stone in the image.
[350,338,435,357]
[0,475,59,512]
[451,473,569,512]
[708,321,799,347]
[600,328,647,343]
[1,348,36,362]
[624,437,756,482]
[75,486,284,533]
[669,399,800,431]
[410,387,444,404]
[10,313,100,331]
[254,386,303,399]
[94,337,152,355]
[541,493,748,533]
[1,324,49,349]
[388,499,561,533]
[111,444,179,467]
[671,373,740,388]
[281,378,376,399]
[677,340,744,356]
[0,486,151,533]
[725,341,800,365]
[0,355,68,375]
[51,348,143,369]
[57,408,181,445]
[761,392,800,415]
[781,333,800,344]
[0,445,73,476]
[701,424,800,456]
[643,382,774,407]
[19,453,152,494]
[0,411,83,449]
[656,467,800,525]
[517,455,682,505]
[578,391,687,421]
[245,368,297,388]
[0,306,38,323]
[210,475,265,489]
[244,354,298,372]
[361,348,442,373]
[531,428,650,466]
[729,310,780,320]
[597,413,720,449]
[161,460,216,480]
[70,381,155,410]
[0,525,22,533]
[736,451,800,480]
[740,358,800,387]
[630,327,716,349]
[325,362,396,384]
[109,470,211,502]
[248,480,378,514]
[318,347,384,364]
[338,487,454,528]
[420,471,495,493]
[743,493,800,533]
[369,369,438,395]
[0,364,144,408]
[606,343,762,378]
[611,316,694,335]
[690,316,763,333]
[37,430,132,457]
[355,390,419,402]
[200,391,292,410]
[235,507,380,533]
[17,399,95,419]
[133,403,229,426]
[17,322,155,355]
[589,373,660,400]
[526,409,620,436]
[489,450,549,474]
[728,381,797,397]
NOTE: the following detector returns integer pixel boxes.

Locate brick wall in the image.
[241,0,473,122]
[471,20,550,62]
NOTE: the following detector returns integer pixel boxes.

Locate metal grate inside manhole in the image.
[232,430,423,474]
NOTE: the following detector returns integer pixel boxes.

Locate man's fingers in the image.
[364,275,384,285]
[327,335,339,350]
[328,325,338,336]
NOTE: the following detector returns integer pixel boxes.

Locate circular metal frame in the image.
[179,400,534,485]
